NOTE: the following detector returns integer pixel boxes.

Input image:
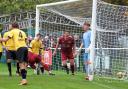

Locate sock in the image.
[40,67,44,74]
[70,65,75,74]
[85,64,89,76]
[16,63,20,73]
[21,69,27,79]
[63,65,69,74]
[7,63,11,76]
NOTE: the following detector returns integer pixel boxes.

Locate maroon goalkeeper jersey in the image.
[58,35,75,53]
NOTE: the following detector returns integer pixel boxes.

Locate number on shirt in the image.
[19,32,23,38]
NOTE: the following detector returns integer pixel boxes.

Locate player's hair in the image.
[64,31,70,34]
[11,22,19,28]
[83,22,90,27]
[36,33,42,37]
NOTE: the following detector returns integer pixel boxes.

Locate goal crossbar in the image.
[36,0,80,9]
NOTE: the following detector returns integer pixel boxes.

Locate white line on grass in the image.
[92,82,119,89]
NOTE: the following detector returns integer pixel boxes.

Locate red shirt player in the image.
[53,31,76,75]
[28,51,55,75]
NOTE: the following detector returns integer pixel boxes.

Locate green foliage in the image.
[0,0,127,15]
[0,0,63,15]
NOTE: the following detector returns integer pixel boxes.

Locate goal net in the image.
[36,0,128,79]
[35,0,92,72]
[95,0,128,79]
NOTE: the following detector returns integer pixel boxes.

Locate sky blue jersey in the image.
[83,30,91,48]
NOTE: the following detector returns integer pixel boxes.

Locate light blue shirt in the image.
[83,30,91,48]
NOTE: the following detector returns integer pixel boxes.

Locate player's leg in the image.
[0,52,2,59]
[17,47,28,85]
[69,53,75,75]
[35,55,42,75]
[28,51,37,74]
[16,60,20,76]
[43,64,55,75]
[69,59,75,75]
[6,50,12,76]
[12,51,20,76]
[40,65,44,74]
[39,55,55,75]
[84,53,91,79]
[61,52,69,74]
[19,62,28,85]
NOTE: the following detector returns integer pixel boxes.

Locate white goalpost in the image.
[35,0,128,80]
[94,0,128,79]
[35,0,80,36]
[35,0,93,76]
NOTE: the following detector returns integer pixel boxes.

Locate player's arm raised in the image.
[78,42,83,54]
[53,38,59,56]
[72,38,76,57]
[0,35,11,42]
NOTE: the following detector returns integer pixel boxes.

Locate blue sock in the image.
[21,69,27,79]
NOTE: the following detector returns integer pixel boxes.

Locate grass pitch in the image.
[0,63,128,89]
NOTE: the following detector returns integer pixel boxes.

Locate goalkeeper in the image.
[78,22,91,80]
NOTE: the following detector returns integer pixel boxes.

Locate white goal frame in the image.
[35,0,97,80]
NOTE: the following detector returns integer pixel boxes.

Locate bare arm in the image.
[0,37,10,42]
[72,44,76,54]
[53,39,59,56]
[79,42,83,50]
[54,41,59,52]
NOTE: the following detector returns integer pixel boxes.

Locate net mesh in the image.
[95,0,128,79]
[38,0,92,72]
[37,0,128,79]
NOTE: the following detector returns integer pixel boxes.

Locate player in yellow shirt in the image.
[0,33,3,60]
[3,24,20,76]
[3,23,28,85]
[29,33,44,74]
[28,34,55,75]
[29,33,43,55]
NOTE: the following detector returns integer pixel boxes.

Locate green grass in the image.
[0,63,128,89]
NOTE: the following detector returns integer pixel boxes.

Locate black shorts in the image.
[16,47,28,63]
[0,52,2,59]
[6,50,17,60]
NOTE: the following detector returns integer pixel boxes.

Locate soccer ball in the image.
[88,75,93,81]
[85,75,93,81]
[116,72,124,79]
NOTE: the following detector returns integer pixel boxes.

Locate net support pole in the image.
[35,7,40,36]
[90,0,97,79]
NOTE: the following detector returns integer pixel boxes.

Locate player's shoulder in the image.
[59,36,63,40]
[69,35,74,38]
[9,28,18,34]
[31,39,35,43]
[88,30,91,36]
[3,31,9,36]
[83,30,91,35]
[88,30,91,33]
[68,35,74,39]
[19,29,26,34]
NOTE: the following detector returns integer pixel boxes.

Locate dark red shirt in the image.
[58,35,75,53]
[28,51,41,64]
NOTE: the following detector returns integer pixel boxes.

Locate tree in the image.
[0,0,63,15]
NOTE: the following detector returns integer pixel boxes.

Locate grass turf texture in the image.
[0,63,128,89]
